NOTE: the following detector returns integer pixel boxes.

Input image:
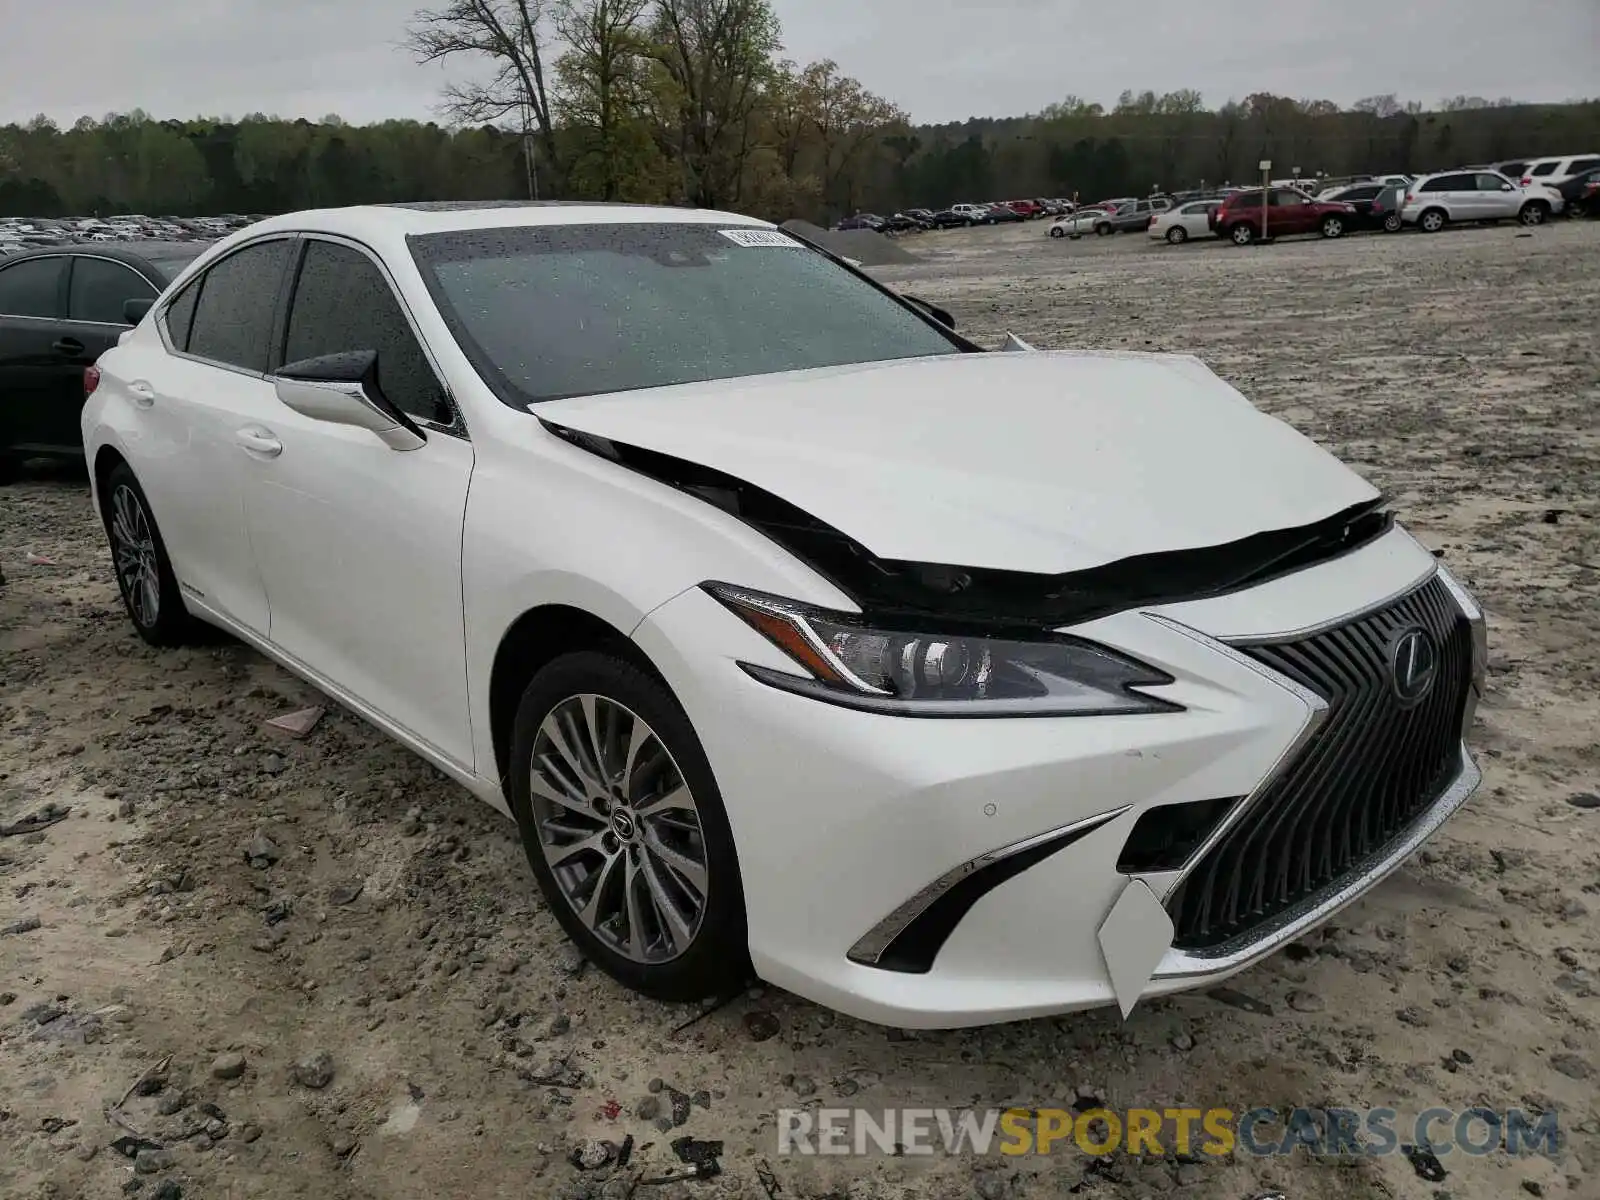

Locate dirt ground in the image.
[2,217,1598,1200]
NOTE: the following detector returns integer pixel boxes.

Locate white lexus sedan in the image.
[82,202,1486,1028]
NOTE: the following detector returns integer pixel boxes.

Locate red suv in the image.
[1005,200,1043,219]
[1209,188,1359,245]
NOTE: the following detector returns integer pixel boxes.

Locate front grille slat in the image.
[1167,574,1473,951]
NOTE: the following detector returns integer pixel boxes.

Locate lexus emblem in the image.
[1390,627,1438,706]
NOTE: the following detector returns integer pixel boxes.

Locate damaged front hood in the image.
[535,351,1378,576]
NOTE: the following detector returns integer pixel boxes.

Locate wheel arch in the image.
[487,602,668,792]
[91,443,129,515]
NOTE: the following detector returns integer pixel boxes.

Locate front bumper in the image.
[631,525,1483,1027]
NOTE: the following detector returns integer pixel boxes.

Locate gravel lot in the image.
[2,218,1598,1200]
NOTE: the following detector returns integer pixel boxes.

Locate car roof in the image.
[245,201,769,242]
[0,240,209,280]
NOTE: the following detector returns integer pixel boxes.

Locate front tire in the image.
[1320,215,1345,238]
[1519,201,1547,226]
[1383,212,1402,233]
[1095,223,1112,236]
[1166,226,1188,244]
[1049,225,1065,238]
[101,464,195,647]
[507,651,750,1003]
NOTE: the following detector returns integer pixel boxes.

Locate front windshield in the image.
[408,222,963,406]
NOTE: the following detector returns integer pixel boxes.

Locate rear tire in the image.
[1095,223,1112,236]
[1230,222,1255,245]
[1166,226,1188,244]
[100,463,196,647]
[1383,213,1403,233]
[1049,226,1065,238]
[507,650,751,1003]
[1419,208,1447,233]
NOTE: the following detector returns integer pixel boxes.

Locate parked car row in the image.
[0,212,260,258]
[1044,159,1596,249]
[837,198,1078,233]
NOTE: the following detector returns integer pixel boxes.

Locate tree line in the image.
[2,0,1596,221]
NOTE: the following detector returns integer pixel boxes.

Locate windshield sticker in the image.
[718,228,801,248]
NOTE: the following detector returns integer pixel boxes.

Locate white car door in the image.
[1181,203,1213,237]
[240,235,476,770]
[131,236,300,635]
[1476,173,1519,219]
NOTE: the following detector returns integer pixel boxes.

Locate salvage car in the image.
[82,201,1486,1028]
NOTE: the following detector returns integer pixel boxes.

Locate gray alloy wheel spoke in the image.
[641,828,708,898]
[546,827,609,867]
[575,847,624,932]
[540,708,607,798]
[530,754,598,818]
[638,851,696,952]
[528,695,709,964]
[623,853,649,959]
[633,785,692,818]
[110,485,159,626]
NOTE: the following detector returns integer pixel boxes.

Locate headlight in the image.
[704,583,1181,718]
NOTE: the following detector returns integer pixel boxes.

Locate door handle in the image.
[235,427,283,458]
[51,337,84,356]
[127,381,156,407]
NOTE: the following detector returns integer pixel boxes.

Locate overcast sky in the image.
[4,0,1596,127]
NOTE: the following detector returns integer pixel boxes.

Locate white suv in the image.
[1402,169,1549,232]
[1519,154,1600,190]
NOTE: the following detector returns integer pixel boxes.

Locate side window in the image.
[187,239,294,373]
[164,277,201,350]
[1475,173,1509,191]
[1349,186,1381,200]
[1569,157,1600,174]
[0,257,66,318]
[1530,162,1558,177]
[69,258,158,325]
[1268,190,1294,206]
[283,240,451,426]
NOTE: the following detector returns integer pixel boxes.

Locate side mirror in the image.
[272,350,426,451]
[1501,184,1515,191]
[904,295,956,331]
[123,297,154,324]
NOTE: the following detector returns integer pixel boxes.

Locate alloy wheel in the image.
[1322,217,1344,238]
[1520,204,1545,226]
[1167,226,1187,244]
[1231,224,1254,245]
[528,694,708,964]
[110,484,161,628]
[1421,211,1444,232]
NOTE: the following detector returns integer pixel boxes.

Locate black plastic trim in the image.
[872,811,1123,974]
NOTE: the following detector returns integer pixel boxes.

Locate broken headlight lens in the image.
[704,583,1180,717]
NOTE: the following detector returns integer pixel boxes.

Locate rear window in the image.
[409,223,962,407]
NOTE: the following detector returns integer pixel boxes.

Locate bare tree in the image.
[648,0,780,208]
[407,0,563,187]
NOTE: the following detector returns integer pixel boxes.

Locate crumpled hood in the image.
[534,350,1379,575]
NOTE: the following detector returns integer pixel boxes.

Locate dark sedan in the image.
[1319,183,1407,232]
[1,241,208,479]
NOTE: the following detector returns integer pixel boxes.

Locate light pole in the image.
[1259,158,1272,241]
